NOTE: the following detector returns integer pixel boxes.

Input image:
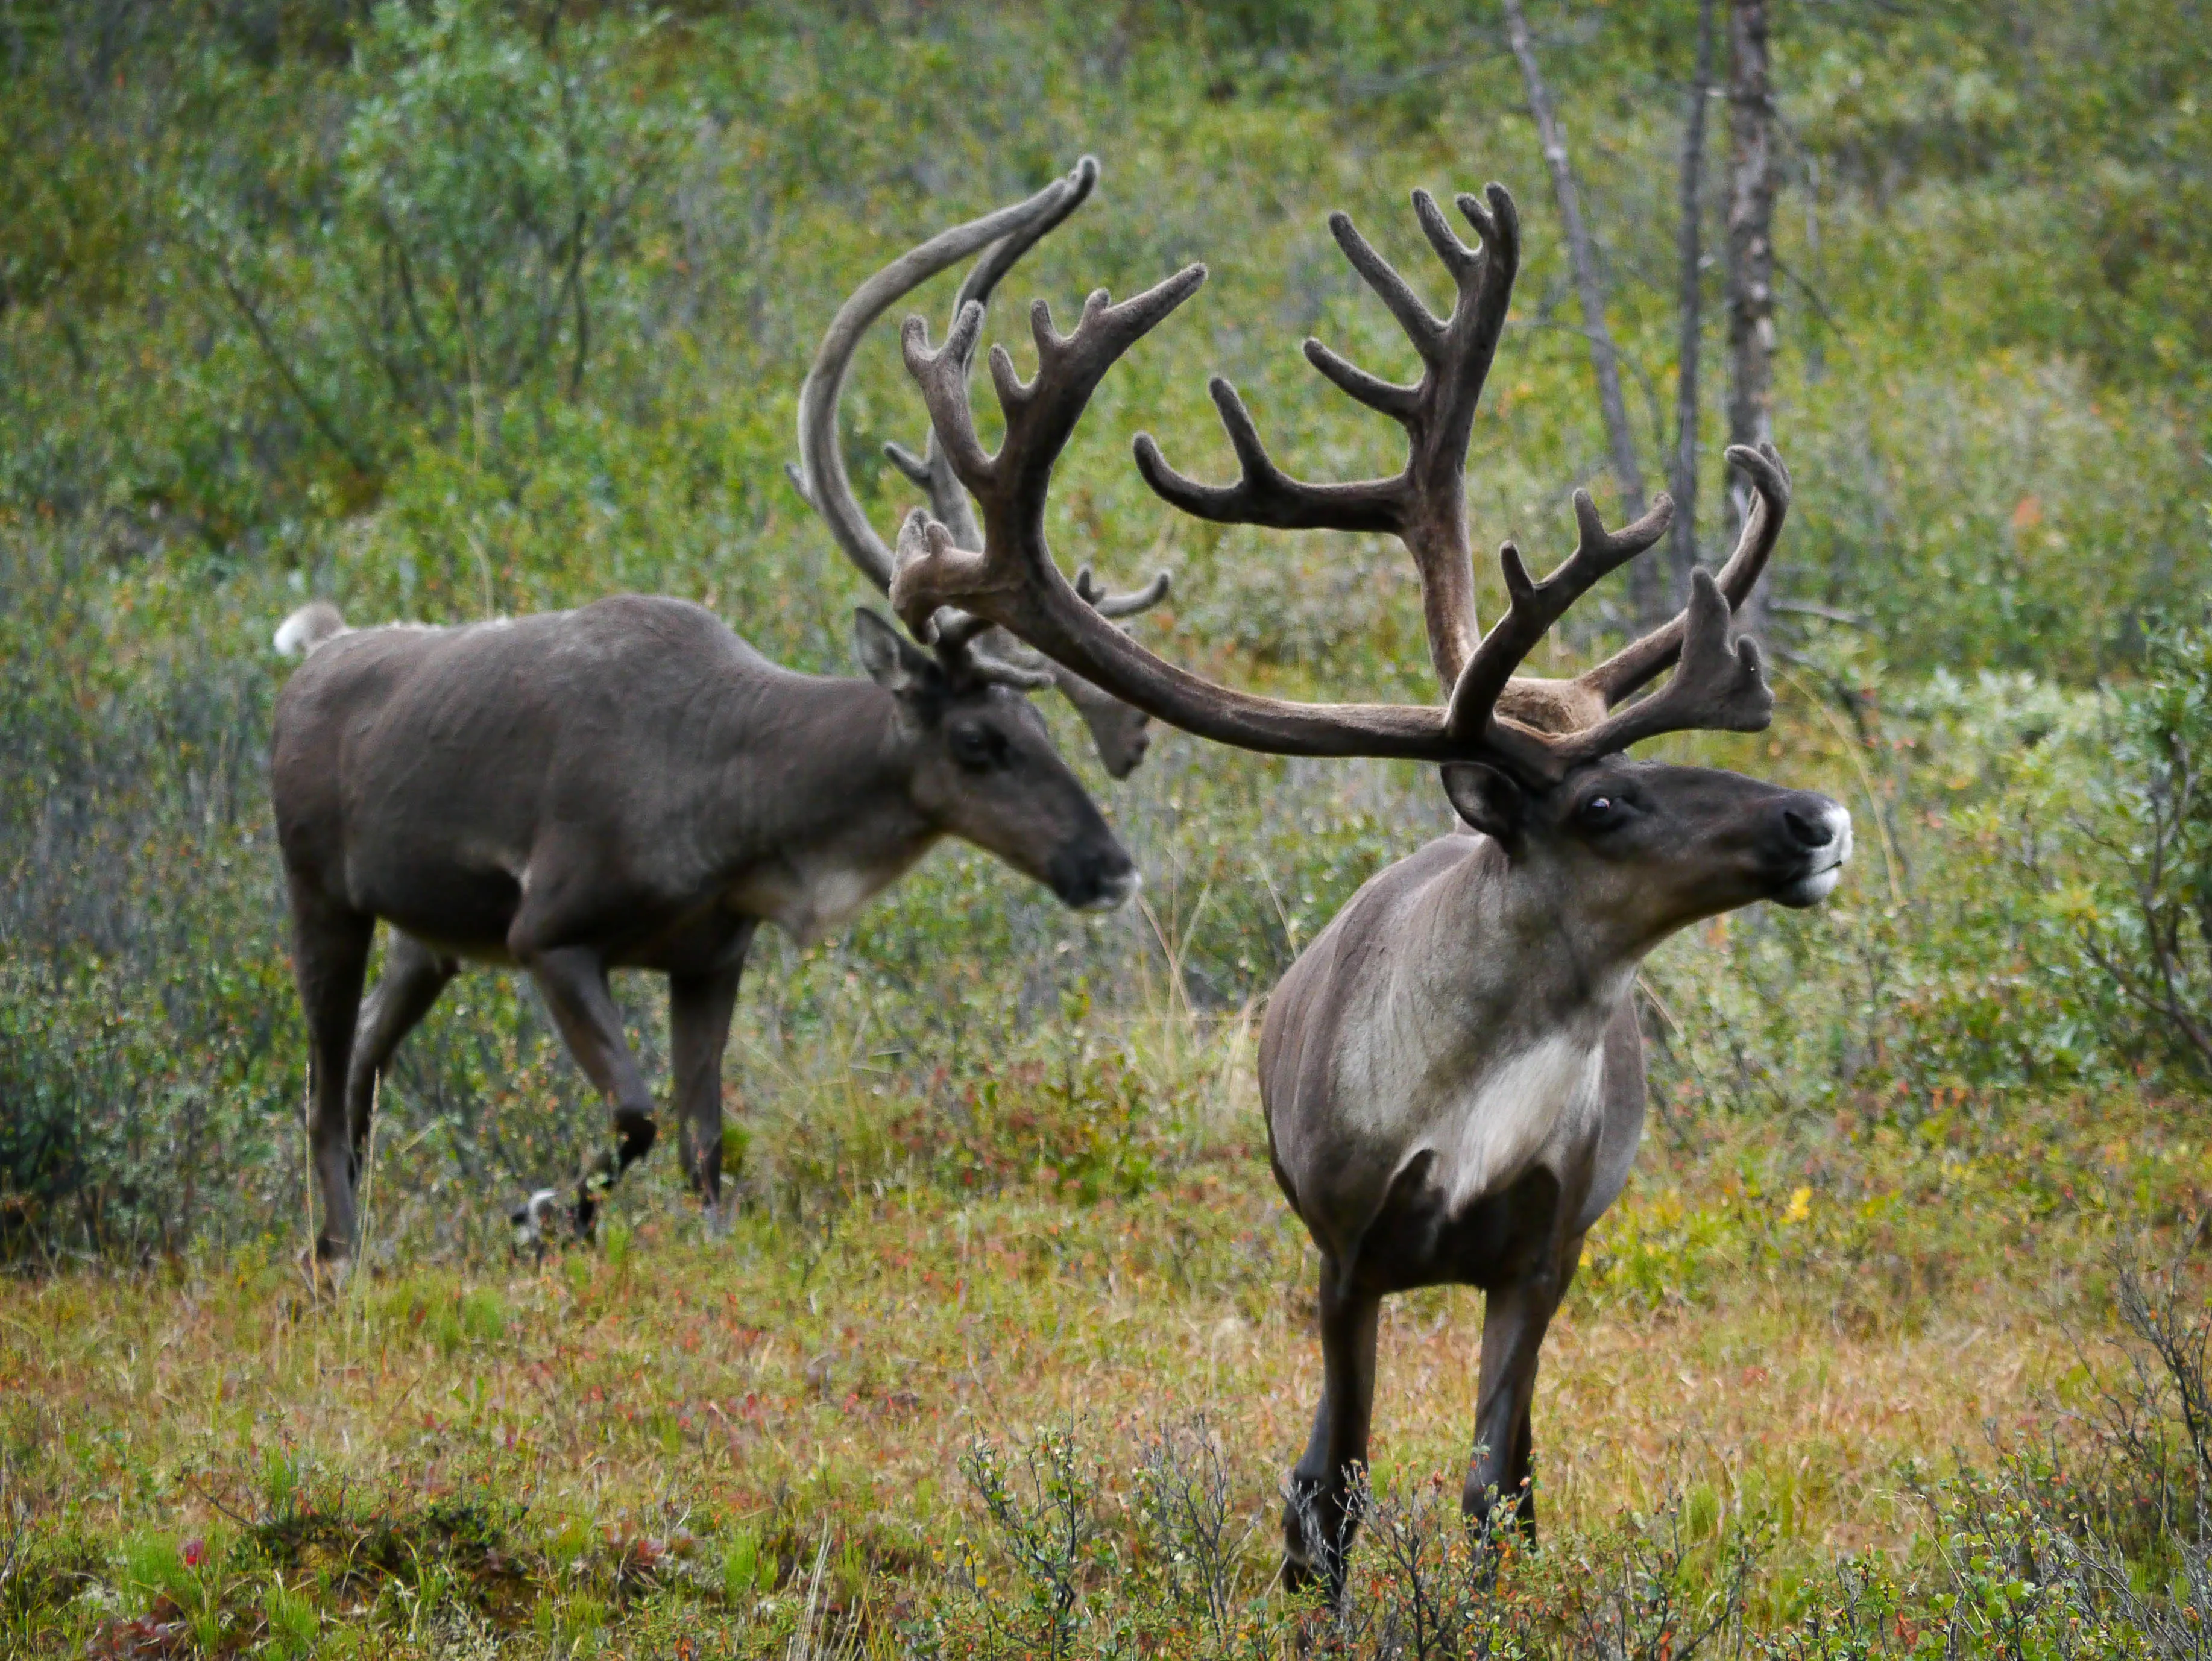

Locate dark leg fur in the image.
[525,945,659,1238]
[1463,1226,1580,1540]
[288,880,374,1261]
[670,953,746,1211]
[1281,1263,1381,1601]
[344,932,457,1168]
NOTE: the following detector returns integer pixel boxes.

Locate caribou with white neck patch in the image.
[880,162,1851,1596]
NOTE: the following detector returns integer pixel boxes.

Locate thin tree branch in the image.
[1501,0,1657,624]
[1669,0,1719,601]
[198,236,379,481]
[1772,253,1851,350]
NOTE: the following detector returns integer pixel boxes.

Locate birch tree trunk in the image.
[1724,0,1780,635]
[1668,0,1719,604]
[1501,0,1659,625]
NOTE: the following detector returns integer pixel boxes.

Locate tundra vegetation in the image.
[1,1,2210,1656]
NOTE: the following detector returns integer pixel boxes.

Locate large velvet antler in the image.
[889,171,1791,785]
[789,157,1171,772]
[1133,187,1527,692]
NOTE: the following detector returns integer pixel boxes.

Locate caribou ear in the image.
[852,608,936,694]
[1440,763,1527,846]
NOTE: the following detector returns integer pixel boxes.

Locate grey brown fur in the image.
[272,596,1136,1262]
[880,164,1851,1596]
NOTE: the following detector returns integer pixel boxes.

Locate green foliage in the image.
[934,1430,1117,1659]
[2,4,2212,1644]
[2061,613,2212,1079]
[181,0,675,497]
[897,1029,1169,1205]
[0,528,297,1256]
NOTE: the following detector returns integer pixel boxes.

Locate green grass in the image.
[1,1013,2203,1654]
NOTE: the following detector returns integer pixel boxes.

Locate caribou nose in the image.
[1769,798,1853,908]
[1782,807,1835,849]
[1091,864,1142,911]
[1054,846,1142,912]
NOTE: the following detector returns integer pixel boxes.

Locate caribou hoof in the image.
[510,1188,564,1259]
[297,1243,351,1296]
[1279,1483,1344,1603]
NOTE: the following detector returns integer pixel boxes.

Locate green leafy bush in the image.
[2062,614,2212,1079]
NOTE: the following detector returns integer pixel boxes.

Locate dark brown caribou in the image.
[879,163,1852,1596]
[269,165,1163,1264]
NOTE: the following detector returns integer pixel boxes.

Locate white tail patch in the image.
[274,601,348,657]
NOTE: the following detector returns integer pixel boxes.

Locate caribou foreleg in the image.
[1463,1216,1575,1542]
[669,944,749,1235]
[525,945,660,1239]
[1281,1262,1382,1601]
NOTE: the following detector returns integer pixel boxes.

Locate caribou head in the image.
[848,608,1136,912]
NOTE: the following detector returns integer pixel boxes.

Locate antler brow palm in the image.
[886,159,1852,1601]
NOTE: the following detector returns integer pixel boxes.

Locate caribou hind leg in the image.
[344,933,458,1165]
[1281,1262,1382,1601]
[669,944,749,1233]
[288,880,375,1263]
[525,945,661,1238]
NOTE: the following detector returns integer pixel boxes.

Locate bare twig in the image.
[1669,0,1720,600]
[1502,0,1656,623]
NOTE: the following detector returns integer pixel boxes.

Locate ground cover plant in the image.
[2,0,2210,1654]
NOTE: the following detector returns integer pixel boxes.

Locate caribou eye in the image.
[1578,795,1622,829]
[949,725,1006,772]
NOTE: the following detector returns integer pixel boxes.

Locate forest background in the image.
[2,1,2211,1656]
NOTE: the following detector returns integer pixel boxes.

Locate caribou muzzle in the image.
[1048,843,1142,912]
[1769,796,1853,908]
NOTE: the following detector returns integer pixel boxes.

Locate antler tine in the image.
[854,157,1171,690]
[1134,378,1404,531]
[906,300,998,495]
[958,157,1100,317]
[1412,188,1480,279]
[898,157,1103,550]
[1551,569,1774,764]
[935,608,1056,690]
[1302,338,1422,423]
[1076,564,1173,619]
[901,265,1208,546]
[934,611,997,652]
[1328,209,1447,358]
[1443,491,1675,740]
[793,160,1092,591]
[1577,443,1791,706]
[883,441,935,490]
[1133,181,1522,694]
